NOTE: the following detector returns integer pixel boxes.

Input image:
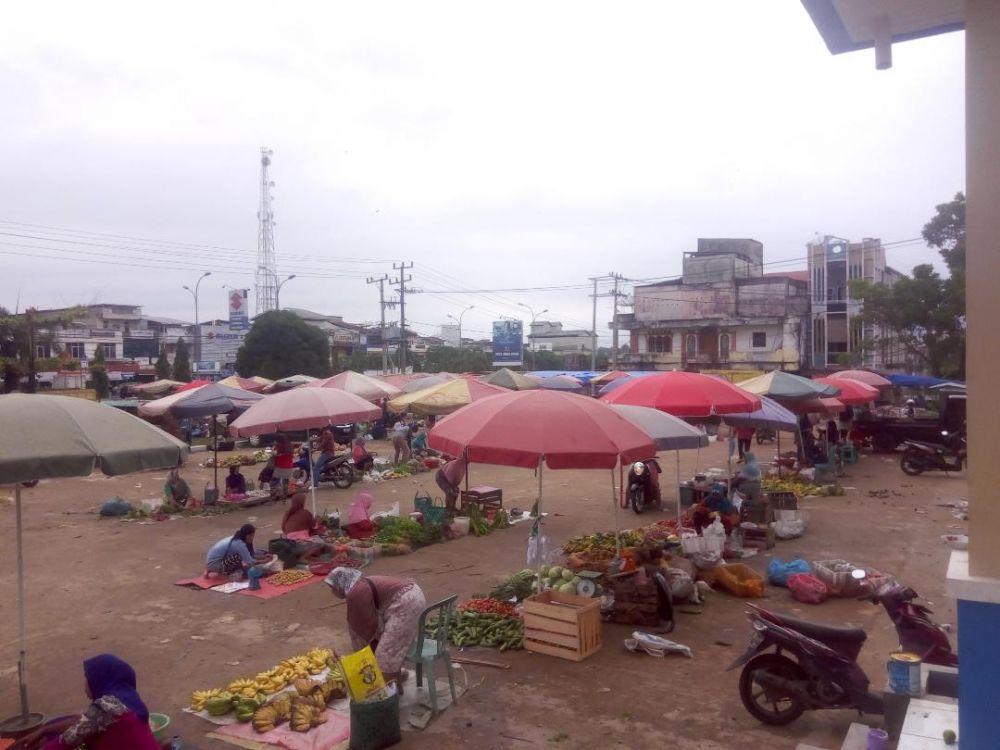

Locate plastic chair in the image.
[406,594,458,715]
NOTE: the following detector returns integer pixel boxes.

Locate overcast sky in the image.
[0,1,964,344]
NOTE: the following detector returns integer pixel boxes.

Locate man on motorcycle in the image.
[627,459,662,510]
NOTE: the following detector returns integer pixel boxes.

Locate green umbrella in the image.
[0,394,188,734]
[479,367,541,390]
[737,370,840,401]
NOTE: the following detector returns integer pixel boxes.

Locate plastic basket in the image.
[349,693,400,750]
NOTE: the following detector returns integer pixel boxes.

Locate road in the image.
[0,439,967,749]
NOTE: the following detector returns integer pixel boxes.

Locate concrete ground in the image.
[0,438,967,749]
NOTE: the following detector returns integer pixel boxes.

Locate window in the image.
[67,342,85,359]
[103,344,117,359]
[685,334,697,358]
[646,334,672,354]
[751,332,767,348]
[813,267,825,302]
[36,344,51,359]
[718,333,731,360]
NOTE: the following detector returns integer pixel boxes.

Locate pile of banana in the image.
[250,676,345,734]
[190,688,224,713]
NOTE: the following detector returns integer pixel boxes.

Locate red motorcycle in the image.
[729,574,956,726]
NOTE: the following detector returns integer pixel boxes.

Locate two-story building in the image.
[617,239,810,372]
[286,308,368,362]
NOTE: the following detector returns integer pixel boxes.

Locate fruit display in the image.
[190,688,223,712]
[762,477,821,497]
[562,530,644,554]
[202,453,262,469]
[427,609,524,651]
[538,565,601,598]
[204,692,235,716]
[266,569,312,586]
[290,699,327,732]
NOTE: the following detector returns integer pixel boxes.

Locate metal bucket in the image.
[887,651,922,696]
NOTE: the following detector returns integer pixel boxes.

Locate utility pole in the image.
[391,262,415,372]
[589,276,600,370]
[608,272,627,369]
[367,274,395,375]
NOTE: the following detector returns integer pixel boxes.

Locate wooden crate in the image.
[522,590,603,662]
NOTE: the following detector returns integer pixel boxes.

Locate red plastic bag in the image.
[787,573,829,604]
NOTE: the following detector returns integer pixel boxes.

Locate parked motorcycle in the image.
[315,454,355,489]
[729,572,956,726]
[899,430,966,476]
[627,459,661,514]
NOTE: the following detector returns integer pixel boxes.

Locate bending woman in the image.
[324,567,426,686]
[205,523,258,577]
[40,654,159,749]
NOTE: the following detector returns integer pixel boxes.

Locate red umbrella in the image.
[787,397,845,414]
[307,370,401,401]
[428,390,654,470]
[827,369,891,388]
[600,371,761,417]
[176,379,212,392]
[813,377,879,405]
[229,387,381,436]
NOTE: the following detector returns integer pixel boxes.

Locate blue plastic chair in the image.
[406,594,458,715]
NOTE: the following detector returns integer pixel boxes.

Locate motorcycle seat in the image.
[778,615,867,644]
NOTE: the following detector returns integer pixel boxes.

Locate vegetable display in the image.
[488,569,537,602]
[427,610,524,651]
[762,477,821,497]
[372,516,443,548]
[459,597,518,617]
[563,530,644,554]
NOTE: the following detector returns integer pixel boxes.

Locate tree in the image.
[91,343,106,367]
[235,311,331,380]
[0,305,86,393]
[851,194,966,379]
[421,346,493,373]
[172,338,192,382]
[154,345,171,379]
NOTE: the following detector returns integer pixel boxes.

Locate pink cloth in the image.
[217,708,350,749]
[346,492,374,526]
[285,529,312,541]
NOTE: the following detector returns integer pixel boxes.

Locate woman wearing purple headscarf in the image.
[40,653,159,749]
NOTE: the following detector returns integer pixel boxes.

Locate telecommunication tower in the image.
[255,147,278,315]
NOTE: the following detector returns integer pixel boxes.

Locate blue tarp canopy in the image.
[886,373,965,389]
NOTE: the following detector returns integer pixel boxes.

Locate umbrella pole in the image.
[212,417,219,495]
[309,446,317,517]
[611,468,621,559]
[534,456,544,585]
[676,451,682,529]
[15,483,29,718]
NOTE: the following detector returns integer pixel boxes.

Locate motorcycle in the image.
[729,572,956,726]
[627,459,661,514]
[315,454,356,489]
[899,430,966,476]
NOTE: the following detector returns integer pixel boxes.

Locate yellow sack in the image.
[339,646,387,702]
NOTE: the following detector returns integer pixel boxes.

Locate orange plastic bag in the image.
[713,563,765,598]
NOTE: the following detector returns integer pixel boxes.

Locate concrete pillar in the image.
[946,4,1000,748]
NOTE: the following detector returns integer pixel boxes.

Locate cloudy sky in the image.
[0,1,964,344]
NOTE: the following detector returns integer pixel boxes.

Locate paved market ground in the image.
[0,439,968,749]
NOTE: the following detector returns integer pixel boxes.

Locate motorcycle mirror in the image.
[851,569,867,581]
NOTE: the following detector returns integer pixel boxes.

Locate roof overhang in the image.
[801,0,964,69]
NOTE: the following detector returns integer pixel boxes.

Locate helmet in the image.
[632,461,645,475]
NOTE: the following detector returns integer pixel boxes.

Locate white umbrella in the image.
[0,395,188,733]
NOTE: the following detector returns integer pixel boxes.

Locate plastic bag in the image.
[340,646,388,702]
[788,573,829,604]
[526,532,549,567]
[714,563,765,598]
[774,518,807,540]
[767,558,812,587]
[704,517,727,543]
[100,497,133,517]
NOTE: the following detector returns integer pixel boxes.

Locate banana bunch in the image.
[251,704,279,734]
[321,675,347,703]
[290,700,327,732]
[190,687,223,711]
[253,666,293,694]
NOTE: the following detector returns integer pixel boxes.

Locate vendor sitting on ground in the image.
[731,451,763,503]
[692,483,739,535]
[164,468,198,508]
[225,465,247,495]
[344,492,377,539]
[37,654,159,750]
[410,422,429,457]
[205,523,258,578]
[352,436,376,474]
[324,567,427,688]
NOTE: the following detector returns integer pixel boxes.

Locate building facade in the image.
[618,239,810,372]
[806,236,907,370]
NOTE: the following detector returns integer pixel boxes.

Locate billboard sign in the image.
[492,320,524,367]
[228,289,250,330]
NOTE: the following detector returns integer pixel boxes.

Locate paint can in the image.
[866,728,888,750]
[887,651,922,696]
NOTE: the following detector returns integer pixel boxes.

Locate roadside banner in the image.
[228,289,250,330]
[492,320,524,367]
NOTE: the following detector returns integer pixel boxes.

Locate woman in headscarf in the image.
[732,451,763,503]
[692,482,740,535]
[282,492,316,540]
[344,492,377,539]
[324,568,426,688]
[352,436,376,474]
[205,523,258,577]
[164,467,195,508]
[40,654,159,749]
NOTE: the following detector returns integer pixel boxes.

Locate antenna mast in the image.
[255,147,278,315]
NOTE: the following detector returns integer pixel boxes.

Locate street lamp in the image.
[447,305,474,350]
[275,274,297,310]
[182,271,212,367]
[517,302,548,354]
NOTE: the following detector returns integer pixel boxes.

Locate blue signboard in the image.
[492,320,524,367]
[228,289,250,330]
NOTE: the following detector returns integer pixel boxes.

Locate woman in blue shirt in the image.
[205,524,257,577]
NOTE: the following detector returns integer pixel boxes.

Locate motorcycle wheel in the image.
[332,465,354,489]
[738,653,807,726]
[630,485,645,514]
[900,453,925,476]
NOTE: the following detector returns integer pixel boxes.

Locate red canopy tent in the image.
[600,371,761,417]
[176,379,212,392]
[812,377,879,405]
[827,369,892,388]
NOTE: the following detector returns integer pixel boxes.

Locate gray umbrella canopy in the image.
[0,394,189,484]
[721,396,799,433]
[609,404,708,451]
[169,382,264,418]
[0,393,188,728]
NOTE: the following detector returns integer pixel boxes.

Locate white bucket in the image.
[451,517,471,536]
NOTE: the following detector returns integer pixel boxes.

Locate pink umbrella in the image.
[600,371,761,417]
[813,376,879,405]
[787,397,846,414]
[307,370,401,401]
[229,387,381,436]
[827,369,892,388]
